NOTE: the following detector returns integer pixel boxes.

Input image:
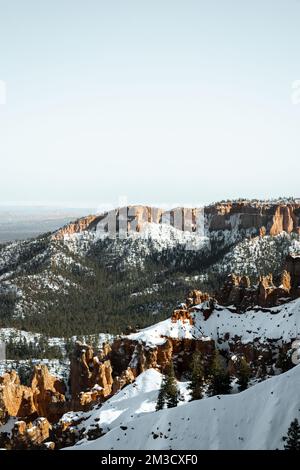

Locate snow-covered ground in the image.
[61,369,190,447]
[213,232,299,277]
[0,328,113,350]
[66,364,300,450]
[61,370,164,440]
[126,298,300,347]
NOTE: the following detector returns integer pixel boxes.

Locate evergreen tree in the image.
[236,357,251,392]
[156,383,166,411]
[208,349,231,396]
[165,362,180,408]
[156,361,179,410]
[283,419,300,450]
[189,350,205,401]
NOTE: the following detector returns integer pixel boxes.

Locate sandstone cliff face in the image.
[53,206,164,239]
[31,365,66,422]
[205,201,300,237]
[0,371,35,418]
[70,342,113,404]
[54,215,99,239]
[53,201,300,241]
[0,366,66,424]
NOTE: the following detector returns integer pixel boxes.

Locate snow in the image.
[0,418,17,435]
[66,364,300,450]
[62,370,162,438]
[61,221,209,271]
[126,298,300,347]
[213,232,297,278]
[62,368,191,449]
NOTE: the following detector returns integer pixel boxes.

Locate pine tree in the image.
[156,361,179,410]
[208,349,231,396]
[283,419,300,450]
[236,357,251,392]
[165,362,180,408]
[189,350,205,401]
[156,382,166,411]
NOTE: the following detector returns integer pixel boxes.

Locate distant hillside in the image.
[0,200,299,336]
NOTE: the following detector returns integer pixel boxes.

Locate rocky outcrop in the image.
[0,371,35,419]
[31,365,66,422]
[54,215,99,239]
[185,289,210,308]
[70,342,113,403]
[205,200,300,237]
[171,308,194,324]
[218,262,298,309]
[54,206,164,239]
[269,205,299,236]
[0,417,53,450]
[53,201,300,241]
[2,253,300,449]
[219,274,252,307]
[285,254,300,295]
[0,366,66,424]
[112,368,136,394]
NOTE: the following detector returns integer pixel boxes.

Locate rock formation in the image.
[0,371,35,419]
[0,417,53,450]
[54,215,99,239]
[53,201,300,241]
[205,200,300,237]
[31,365,66,422]
[285,254,300,295]
[70,342,113,404]
[0,366,67,424]
[217,259,300,309]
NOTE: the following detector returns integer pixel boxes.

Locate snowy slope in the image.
[66,364,300,450]
[62,369,189,448]
[61,369,163,441]
[126,298,300,347]
[212,233,299,277]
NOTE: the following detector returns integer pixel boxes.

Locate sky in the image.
[0,0,300,209]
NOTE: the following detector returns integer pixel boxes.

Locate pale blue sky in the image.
[0,0,300,208]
